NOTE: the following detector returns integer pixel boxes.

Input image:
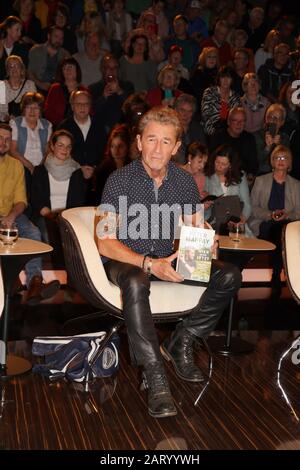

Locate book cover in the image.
[176,226,215,283]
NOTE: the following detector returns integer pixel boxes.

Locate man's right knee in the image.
[119,265,151,293]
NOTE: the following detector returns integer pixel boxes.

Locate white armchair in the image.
[60,207,207,321]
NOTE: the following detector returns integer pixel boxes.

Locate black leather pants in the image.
[104,259,242,367]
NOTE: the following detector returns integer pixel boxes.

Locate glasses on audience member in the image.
[274,155,288,161]
[268,114,282,122]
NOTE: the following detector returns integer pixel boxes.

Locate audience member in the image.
[174,93,206,163]
[136,10,164,63]
[95,123,131,202]
[146,65,182,108]
[44,57,86,128]
[201,66,241,136]
[57,90,106,169]
[0,15,29,80]
[205,144,252,233]
[191,47,219,109]
[51,2,78,55]
[73,31,108,87]
[231,48,252,96]
[241,72,270,134]
[244,7,267,53]
[255,103,290,175]
[181,141,208,198]
[164,14,199,71]
[258,43,294,103]
[13,0,42,46]
[105,0,132,58]
[210,106,258,180]
[119,32,157,92]
[89,53,134,132]
[0,122,60,305]
[0,55,36,122]
[31,129,87,264]
[249,145,300,297]
[158,44,189,80]
[27,25,69,94]
[200,20,232,67]
[254,29,280,73]
[10,92,52,175]
[76,11,109,54]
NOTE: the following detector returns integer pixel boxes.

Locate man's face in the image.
[49,29,64,50]
[0,129,12,157]
[7,23,22,43]
[234,51,248,71]
[274,46,290,67]
[85,34,101,59]
[137,121,181,176]
[214,26,228,44]
[228,111,246,137]
[176,103,194,128]
[173,18,186,37]
[72,94,91,121]
[103,59,119,82]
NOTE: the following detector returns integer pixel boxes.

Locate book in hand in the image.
[176,226,215,283]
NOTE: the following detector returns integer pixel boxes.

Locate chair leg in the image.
[61,310,123,335]
[194,337,213,406]
[87,321,124,372]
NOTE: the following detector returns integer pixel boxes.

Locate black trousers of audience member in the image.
[104,259,242,367]
[259,219,290,278]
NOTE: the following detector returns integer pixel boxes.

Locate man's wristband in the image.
[142,254,148,270]
[145,257,152,276]
[142,255,152,276]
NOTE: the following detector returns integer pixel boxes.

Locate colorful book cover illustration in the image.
[176,226,215,282]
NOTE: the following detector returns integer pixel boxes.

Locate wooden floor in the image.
[1,326,300,450]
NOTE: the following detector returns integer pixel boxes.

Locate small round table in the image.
[210,236,276,355]
[0,238,53,378]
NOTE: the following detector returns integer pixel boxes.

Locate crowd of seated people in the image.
[0,0,300,301]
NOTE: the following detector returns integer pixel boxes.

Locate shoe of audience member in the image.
[26,275,60,306]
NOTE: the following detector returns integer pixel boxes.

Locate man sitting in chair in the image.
[95,107,241,419]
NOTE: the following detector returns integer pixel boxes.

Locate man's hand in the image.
[103,80,122,98]
[1,214,16,228]
[265,132,281,149]
[81,165,94,179]
[151,252,184,282]
[272,209,286,221]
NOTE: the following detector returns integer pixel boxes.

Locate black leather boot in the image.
[142,362,177,418]
[160,328,205,383]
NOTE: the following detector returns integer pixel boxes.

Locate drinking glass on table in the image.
[228,221,245,242]
[0,221,19,246]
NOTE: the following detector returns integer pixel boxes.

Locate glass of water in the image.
[0,222,19,246]
[228,222,245,242]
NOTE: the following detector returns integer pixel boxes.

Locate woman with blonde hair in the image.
[254,29,280,72]
[191,47,219,107]
[249,144,300,296]
[146,65,182,107]
[0,55,36,121]
[76,11,110,53]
